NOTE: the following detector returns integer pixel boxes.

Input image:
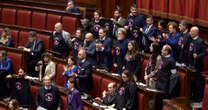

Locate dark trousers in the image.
[0,71,9,98]
[191,74,205,102]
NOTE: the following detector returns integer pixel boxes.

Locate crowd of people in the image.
[0,0,207,110]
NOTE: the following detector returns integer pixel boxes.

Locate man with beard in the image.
[113,28,129,74]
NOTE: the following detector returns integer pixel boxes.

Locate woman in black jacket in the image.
[123,40,141,82]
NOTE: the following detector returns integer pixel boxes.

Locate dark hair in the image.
[180,20,189,28]
[94,10,101,16]
[68,56,76,65]
[9,99,20,110]
[126,40,139,59]
[0,50,7,56]
[158,20,167,29]
[150,42,161,71]
[68,78,78,89]
[114,8,122,14]
[147,15,154,21]
[121,70,132,82]
[29,31,37,38]
[130,3,137,9]
[41,52,51,59]
[68,0,74,4]
[99,27,107,33]
[168,21,178,29]
[163,45,172,54]
[18,67,25,72]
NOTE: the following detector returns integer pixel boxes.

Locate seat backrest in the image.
[30,85,38,101]
[61,96,67,110]
[89,73,102,97]
[18,31,29,46]
[138,93,144,110]
[10,29,19,48]
[7,51,23,74]
[0,28,2,34]
[202,55,208,73]
[32,12,46,29]
[141,59,148,83]
[62,16,77,34]
[38,34,51,50]
[177,71,186,97]
[17,10,31,27]
[2,8,16,25]
[100,78,115,97]
[202,80,208,110]
[55,63,66,87]
[46,14,61,31]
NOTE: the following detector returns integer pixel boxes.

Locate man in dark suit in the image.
[113,28,129,74]
[73,49,93,93]
[96,28,112,71]
[187,26,207,102]
[83,33,97,67]
[140,16,157,53]
[176,20,190,66]
[111,9,126,40]
[124,4,146,40]
[124,4,145,31]
[156,45,176,110]
[66,0,80,14]
[23,31,44,76]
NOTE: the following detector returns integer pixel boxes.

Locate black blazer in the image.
[26,37,44,59]
[96,37,112,69]
[77,59,93,93]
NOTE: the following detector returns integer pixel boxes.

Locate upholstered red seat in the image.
[2,8,16,25]
[138,93,144,110]
[18,31,29,46]
[202,56,208,74]
[89,73,102,97]
[141,59,148,83]
[10,29,19,47]
[38,34,51,50]
[55,63,66,87]
[62,16,77,34]
[100,78,115,97]
[83,106,89,110]
[61,96,67,110]
[17,10,31,27]
[46,14,61,31]
[7,51,23,74]
[177,71,186,97]
[32,12,46,29]
[202,82,208,110]
[162,106,171,110]
[30,85,38,101]
[0,28,2,34]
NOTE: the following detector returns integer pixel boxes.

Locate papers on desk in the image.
[136,82,147,87]
[37,106,47,110]
[146,88,160,92]
[111,73,120,77]
[92,102,117,110]
[81,93,88,100]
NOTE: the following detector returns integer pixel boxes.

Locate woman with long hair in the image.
[144,42,162,88]
[0,27,13,47]
[124,40,141,82]
[67,78,83,110]
[8,99,20,110]
[116,70,138,110]
[62,57,77,88]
